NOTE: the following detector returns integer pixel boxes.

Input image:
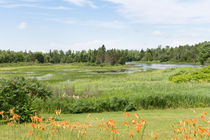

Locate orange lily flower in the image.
[153,133,159,139]
[125,112,130,117]
[28,130,33,135]
[129,131,134,137]
[0,110,5,115]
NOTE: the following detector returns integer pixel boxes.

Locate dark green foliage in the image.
[34,52,44,63]
[169,66,210,83]
[1,41,209,65]
[0,77,52,122]
[160,55,170,62]
[199,43,210,65]
[34,93,210,114]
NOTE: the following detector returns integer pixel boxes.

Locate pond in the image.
[126,62,201,70]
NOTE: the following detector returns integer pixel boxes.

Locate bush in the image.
[169,66,210,83]
[34,93,210,114]
[0,77,52,122]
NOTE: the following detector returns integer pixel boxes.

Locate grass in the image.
[0,63,210,139]
[0,108,209,140]
[1,63,210,112]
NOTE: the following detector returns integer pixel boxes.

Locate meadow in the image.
[0,108,209,140]
[1,63,210,112]
[0,63,210,139]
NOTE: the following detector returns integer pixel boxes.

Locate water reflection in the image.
[126,62,200,70]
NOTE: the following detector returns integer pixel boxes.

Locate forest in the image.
[0,41,210,65]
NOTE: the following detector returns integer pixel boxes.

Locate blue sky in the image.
[0,0,210,51]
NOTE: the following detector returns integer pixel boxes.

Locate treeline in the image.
[0,42,210,65]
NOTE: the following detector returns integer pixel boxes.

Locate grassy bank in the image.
[133,61,201,65]
[0,108,209,140]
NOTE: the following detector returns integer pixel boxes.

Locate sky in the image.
[0,0,210,52]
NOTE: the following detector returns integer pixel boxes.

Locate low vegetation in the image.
[0,108,209,140]
[170,66,210,83]
[0,63,209,114]
[0,60,209,139]
[0,77,52,122]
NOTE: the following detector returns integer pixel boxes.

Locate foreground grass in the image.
[0,108,209,140]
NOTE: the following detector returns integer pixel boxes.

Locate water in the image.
[126,62,200,70]
[29,74,53,81]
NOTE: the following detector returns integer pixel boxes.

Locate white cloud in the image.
[106,0,210,24]
[0,4,71,10]
[17,22,27,30]
[64,0,97,8]
[48,40,120,51]
[152,31,162,36]
[168,40,200,47]
[71,40,111,50]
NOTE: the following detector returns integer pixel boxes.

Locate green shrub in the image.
[0,77,52,122]
[34,93,210,114]
[169,66,210,83]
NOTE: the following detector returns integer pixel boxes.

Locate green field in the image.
[0,108,209,140]
[1,63,210,113]
[0,63,210,139]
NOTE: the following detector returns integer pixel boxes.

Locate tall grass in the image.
[1,63,210,113]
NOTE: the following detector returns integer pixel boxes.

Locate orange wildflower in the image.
[123,122,128,126]
[9,108,14,114]
[182,127,186,131]
[106,120,115,127]
[153,133,159,139]
[28,130,33,135]
[110,129,119,134]
[203,112,207,115]
[51,131,55,135]
[13,114,20,120]
[104,126,109,130]
[131,119,136,125]
[0,110,5,115]
[141,119,147,125]
[129,131,134,137]
[135,125,142,132]
[70,125,76,130]
[173,137,178,140]
[88,124,92,128]
[125,112,130,118]
[81,130,87,134]
[30,123,35,128]
[98,124,103,129]
[133,113,139,119]
[42,126,46,131]
[48,117,54,122]
[200,116,205,120]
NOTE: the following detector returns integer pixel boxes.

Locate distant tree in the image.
[96,45,106,64]
[0,41,208,65]
[34,52,44,63]
[143,49,153,61]
[160,55,169,62]
[199,43,210,65]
